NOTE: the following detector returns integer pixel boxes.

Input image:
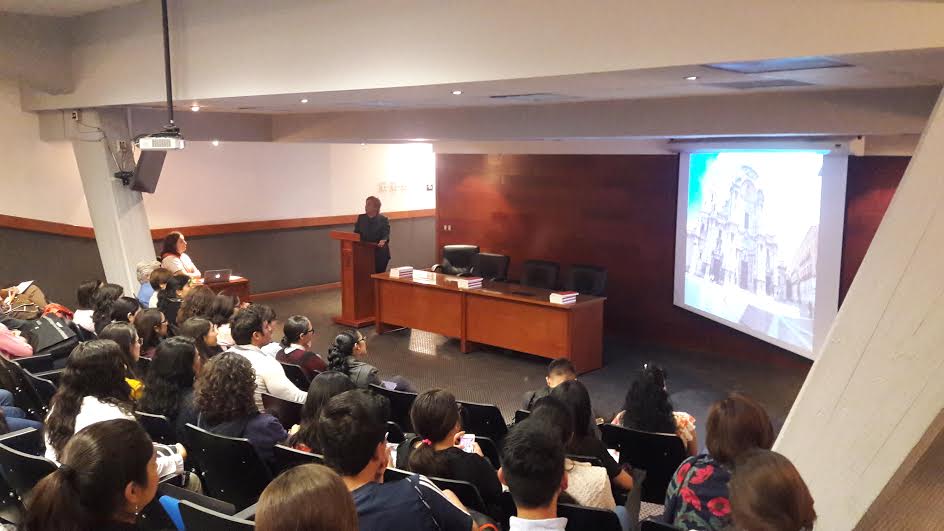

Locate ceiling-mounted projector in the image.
[138,133,185,151]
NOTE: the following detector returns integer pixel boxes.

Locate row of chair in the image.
[435,245,608,295]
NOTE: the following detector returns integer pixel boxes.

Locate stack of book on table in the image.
[549,291,578,304]
[457,277,483,289]
[389,266,413,278]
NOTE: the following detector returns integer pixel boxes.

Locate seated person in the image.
[317,389,473,531]
[90,283,125,335]
[209,294,239,349]
[255,463,359,531]
[177,317,221,360]
[147,267,172,308]
[138,336,202,444]
[72,279,101,333]
[327,330,414,391]
[23,419,159,531]
[157,274,192,333]
[226,304,307,409]
[521,358,576,411]
[160,231,201,278]
[551,380,634,492]
[729,449,816,531]
[134,308,168,359]
[663,392,775,530]
[98,322,145,400]
[499,418,569,531]
[396,389,503,514]
[194,352,287,465]
[276,315,326,379]
[135,260,161,309]
[288,371,355,454]
[176,285,216,324]
[612,363,698,455]
[0,322,32,358]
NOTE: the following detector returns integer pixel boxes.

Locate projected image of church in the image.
[683,152,823,352]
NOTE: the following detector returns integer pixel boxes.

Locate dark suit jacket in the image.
[354,213,391,260]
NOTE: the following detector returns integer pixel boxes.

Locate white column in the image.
[71,109,154,294]
[775,88,944,529]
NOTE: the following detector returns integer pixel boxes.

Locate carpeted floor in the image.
[263,288,811,449]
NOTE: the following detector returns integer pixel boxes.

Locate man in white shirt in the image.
[226,304,307,409]
[500,419,569,531]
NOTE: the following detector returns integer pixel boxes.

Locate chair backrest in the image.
[184,423,272,509]
[12,354,55,374]
[600,423,688,504]
[558,502,622,531]
[458,400,508,443]
[442,245,480,271]
[136,411,178,445]
[261,392,303,430]
[148,482,237,531]
[21,371,56,412]
[383,466,411,484]
[0,442,57,498]
[386,420,405,444]
[34,368,63,387]
[567,264,608,296]
[178,500,254,530]
[368,384,417,432]
[521,260,560,290]
[273,444,323,474]
[279,362,310,391]
[472,252,510,281]
[429,476,486,513]
[476,436,500,469]
[568,454,604,468]
[514,409,530,424]
[641,519,681,531]
[0,428,44,456]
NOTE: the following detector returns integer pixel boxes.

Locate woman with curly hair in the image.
[139,336,202,443]
[176,285,216,325]
[194,352,286,465]
[612,363,698,456]
[287,371,355,453]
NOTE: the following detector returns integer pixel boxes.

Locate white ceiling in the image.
[0,0,140,17]
[142,49,944,115]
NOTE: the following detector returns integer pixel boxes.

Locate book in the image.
[457,277,483,289]
[550,291,578,304]
[389,266,413,278]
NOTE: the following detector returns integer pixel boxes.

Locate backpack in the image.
[21,314,79,359]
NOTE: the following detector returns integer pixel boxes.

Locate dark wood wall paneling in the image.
[436,154,911,368]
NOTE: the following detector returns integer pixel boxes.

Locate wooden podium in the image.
[331,231,378,327]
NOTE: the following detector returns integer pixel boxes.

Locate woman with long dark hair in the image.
[275,315,326,379]
[288,371,355,453]
[134,309,167,359]
[157,274,191,333]
[73,279,102,334]
[23,419,158,531]
[176,285,216,325]
[159,231,201,278]
[91,283,125,335]
[138,336,202,443]
[98,322,144,400]
[194,352,287,465]
[177,317,220,360]
[612,363,698,455]
[208,294,238,349]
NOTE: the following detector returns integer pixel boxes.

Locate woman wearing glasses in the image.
[275,315,326,380]
[327,330,414,391]
[135,309,168,359]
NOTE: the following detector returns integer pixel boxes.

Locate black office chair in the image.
[279,362,310,391]
[521,260,560,290]
[566,264,608,296]
[135,411,178,445]
[430,476,487,513]
[0,442,57,499]
[178,500,254,530]
[369,384,417,432]
[558,502,622,531]
[185,424,272,509]
[476,436,500,469]
[514,409,530,424]
[261,393,303,430]
[273,444,323,473]
[459,400,508,443]
[600,423,687,505]
[472,253,510,281]
[432,245,480,276]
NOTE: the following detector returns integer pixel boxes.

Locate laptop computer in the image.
[203,269,232,284]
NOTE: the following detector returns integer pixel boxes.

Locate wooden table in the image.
[194,276,252,302]
[372,272,605,373]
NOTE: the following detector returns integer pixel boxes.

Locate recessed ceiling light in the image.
[409,138,428,142]
[300,98,309,103]
[190,105,200,112]
[211,139,220,146]
[451,90,462,95]
[685,76,698,81]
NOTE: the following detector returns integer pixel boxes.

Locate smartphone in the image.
[460,433,476,453]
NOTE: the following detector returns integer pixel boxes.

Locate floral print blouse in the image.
[663,454,734,531]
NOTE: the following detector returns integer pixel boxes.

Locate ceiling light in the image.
[211,139,220,146]
[300,98,309,103]
[409,138,428,142]
[685,76,698,81]
[451,90,462,95]
[190,105,200,112]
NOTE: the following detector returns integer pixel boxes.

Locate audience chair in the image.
[432,245,480,276]
[178,500,254,530]
[369,384,417,432]
[386,420,406,444]
[184,424,272,510]
[21,371,56,412]
[472,252,510,281]
[641,519,679,531]
[0,443,57,499]
[261,392,302,430]
[458,400,508,443]
[601,423,687,505]
[521,260,560,290]
[568,454,604,468]
[0,427,44,456]
[383,466,412,484]
[429,476,487,513]
[499,491,518,529]
[476,435,500,469]
[514,409,530,424]
[1,361,48,421]
[558,502,622,531]
[136,412,178,445]
[273,444,323,474]
[11,354,55,374]
[279,361,310,391]
[566,264,608,297]
[34,368,63,387]
[146,482,237,531]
